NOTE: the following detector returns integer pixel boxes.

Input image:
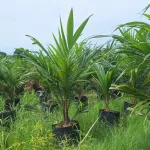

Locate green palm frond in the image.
[0,58,33,100]
[112,84,150,100]
[93,63,118,97]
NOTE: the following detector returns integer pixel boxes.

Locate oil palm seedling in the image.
[0,58,32,110]
[110,5,150,116]
[20,9,99,143]
[93,63,120,125]
[91,14,150,114]
[88,6,150,118]
[0,57,33,126]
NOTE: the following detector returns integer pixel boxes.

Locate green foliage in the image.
[93,64,118,98]
[13,48,29,58]
[113,85,150,100]
[1,5,150,149]
[19,9,98,122]
[109,5,150,113]
[0,58,33,102]
[0,93,150,150]
[0,51,7,58]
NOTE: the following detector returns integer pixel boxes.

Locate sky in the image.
[0,0,150,54]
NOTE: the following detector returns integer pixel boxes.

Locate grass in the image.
[0,91,150,150]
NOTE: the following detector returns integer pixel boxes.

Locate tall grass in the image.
[0,91,150,150]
